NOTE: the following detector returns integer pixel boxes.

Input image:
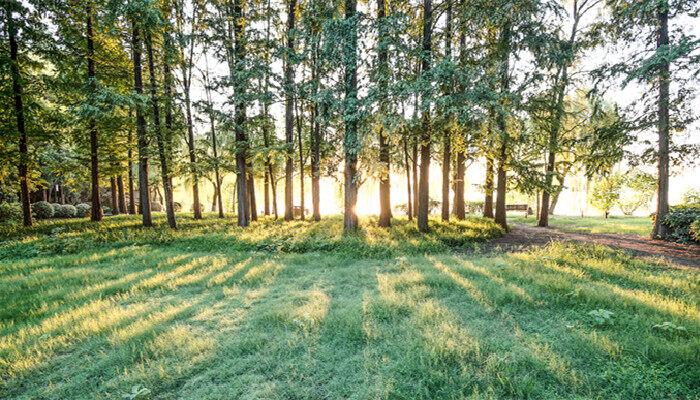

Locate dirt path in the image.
[483,223,700,269]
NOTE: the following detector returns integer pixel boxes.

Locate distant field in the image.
[508,215,652,236]
[1,214,697,399]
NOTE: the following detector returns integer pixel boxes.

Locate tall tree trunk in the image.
[211,114,223,219]
[343,0,359,231]
[493,22,511,231]
[117,174,127,213]
[416,0,432,233]
[132,22,152,226]
[310,37,322,222]
[377,0,391,227]
[232,0,250,227]
[145,33,176,229]
[247,162,257,221]
[110,176,120,215]
[440,0,452,222]
[296,100,305,220]
[652,0,670,239]
[127,128,136,214]
[5,4,32,226]
[264,170,270,215]
[483,156,494,218]
[412,135,419,217]
[183,71,201,219]
[454,149,465,219]
[87,2,102,222]
[549,185,561,215]
[403,134,413,220]
[284,0,296,221]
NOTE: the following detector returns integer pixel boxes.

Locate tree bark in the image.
[296,100,305,220]
[127,128,136,214]
[404,133,413,220]
[146,33,176,229]
[87,2,102,222]
[247,161,257,221]
[454,149,465,219]
[117,174,127,213]
[377,0,391,227]
[5,3,32,226]
[183,65,201,220]
[232,0,250,227]
[264,170,270,215]
[110,176,120,215]
[343,0,359,231]
[284,0,296,221]
[440,0,452,222]
[416,0,432,233]
[132,22,151,226]
[412,136,419,218]
[651,0,671,239]
[493,22,511,231]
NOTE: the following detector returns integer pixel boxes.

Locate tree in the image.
[343,0,359,231]
[416,0,433,233]
[589,173,622,217]
[284,0,296,221]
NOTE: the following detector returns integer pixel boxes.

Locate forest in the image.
[1,0,696,236]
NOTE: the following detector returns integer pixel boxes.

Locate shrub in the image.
[0,202,23,223]
[151,202,163,212]
[75,203,91,218]
[662,205,700,244]
[31,201,54,219]
[174,202,182,212]
[51,203,62,214]
[465,201,484,215]
[55,204,77,218]
[103,206,112,215]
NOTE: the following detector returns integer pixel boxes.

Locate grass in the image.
[508,215,653,236]
[1,214,698,399]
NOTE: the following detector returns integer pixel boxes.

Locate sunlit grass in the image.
[508,215,652,236]
[0,216,698,399]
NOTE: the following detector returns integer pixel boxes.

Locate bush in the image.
[465,201,484,215]
[103,206,112,215]
[0,202,23,223]
[75,203,91,218]
[151,202,163,212]
[662,205,700,244]
[51,203,62,214]
[55,204,77,218]
[174,202,182,212]
[31,201,54,219]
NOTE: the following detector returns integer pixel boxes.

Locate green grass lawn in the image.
[508,215,653,236]
[1,215,698,399]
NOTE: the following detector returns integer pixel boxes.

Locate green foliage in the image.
[51,203,62,214]
[121,385,151,399]
[588,309,614,326]
[31,201,54,220]
[509,215,652,236]
[55,204,76,218]
[681,187,700,206]
[75,203,91,218]
[662,205,700,244]
[589,175,622,215]
[616,171,656,215]
[465,201,485,215]
[0,203,23,224]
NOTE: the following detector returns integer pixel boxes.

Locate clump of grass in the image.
[0,214,503,260]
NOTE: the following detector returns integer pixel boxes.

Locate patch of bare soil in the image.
[478,223,700,269]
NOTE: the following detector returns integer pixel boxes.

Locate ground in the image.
[1,215,698,399]
[508,215,652,236]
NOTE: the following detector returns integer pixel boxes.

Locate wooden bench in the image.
[506,204,533,217]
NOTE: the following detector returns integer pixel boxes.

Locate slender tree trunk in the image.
[311,38,322,222]
[264,170,270,215]
[117,174,127,213]
[231,0,250,227]
[454,149,465,219]
[412,135,419,218]
[110,176,120,215]
[132,23,151,226]
[5,4,32,226]
[184,76,201,219]
[440,0,452,222]
[652,0,671,239]
[247,162,257,221]
[483,157,494,217]
[87,3,102,222]
[493,22,511,231]
[211,118,223,219]
[211,182,217,212]
[404,133,412,220]
[296,101,305,220]
[284,0,296,221]
[549,184,561,215]
[343,0,359,231]
[127,128,136,214]
[377,0,391,227]
[416,0,432,232]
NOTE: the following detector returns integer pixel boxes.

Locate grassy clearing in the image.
[508,215,652,236]
[0,215,698,399]
[0,214,502,260]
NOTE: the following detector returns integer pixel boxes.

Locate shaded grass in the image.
[0,214,502,260]
[0,219,698,399]
[508,215,652,236]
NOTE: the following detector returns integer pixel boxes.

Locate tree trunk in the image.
[117,174,127,213]
[296,100,305,221]
[183,72,201,219]
[87,2,102,222]
[264,170,270,215]
[127,128,136,214]
[232,0,250,227]
[440,0,452,222]
[404,133,413,220]
[110,176,120,215]
[377,0,391,227]
[343,0,359,231]
[247,162,257,221]
[651,0,670,239]
[132,23,151,226]
[454,149,465,219]
[5,4,32,226]
[284,0,296,221]
[412,134,419,218]
[416,0,432,233]
[311,99,321,221]
[493,22,511,231]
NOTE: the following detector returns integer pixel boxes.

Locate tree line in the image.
[1,0,697,236]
